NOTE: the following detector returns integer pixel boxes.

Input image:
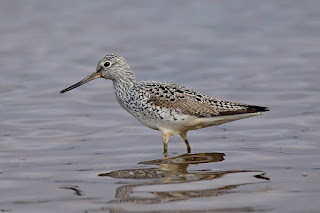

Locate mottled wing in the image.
[147,95,220,117]
[138,81,268,117]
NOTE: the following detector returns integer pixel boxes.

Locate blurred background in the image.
[1,1,320,213]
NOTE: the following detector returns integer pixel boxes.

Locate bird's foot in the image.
[163,151,169,158]
[187,146,191,153]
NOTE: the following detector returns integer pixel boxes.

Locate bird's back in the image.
[125,81,268,132]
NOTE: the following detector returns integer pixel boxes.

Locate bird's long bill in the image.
[59,72,101,94]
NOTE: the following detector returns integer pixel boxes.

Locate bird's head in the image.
[60,54,133,94]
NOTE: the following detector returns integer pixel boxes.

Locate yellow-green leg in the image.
[162,134,170,158]
[180,132,191,153]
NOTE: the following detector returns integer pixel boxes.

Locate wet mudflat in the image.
[1,1,320,212]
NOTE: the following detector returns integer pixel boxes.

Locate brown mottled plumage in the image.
[60,54,269,156]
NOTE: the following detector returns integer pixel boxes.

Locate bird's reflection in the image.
[98,152,269,205]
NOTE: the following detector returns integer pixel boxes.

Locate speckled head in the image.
[59,54,135,94]
[97,54,132,80]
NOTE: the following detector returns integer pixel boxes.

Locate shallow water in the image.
[1,1,320,212]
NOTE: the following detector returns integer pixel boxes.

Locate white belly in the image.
[134,111,264,136]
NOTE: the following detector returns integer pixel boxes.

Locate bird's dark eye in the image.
[104,61,111,67]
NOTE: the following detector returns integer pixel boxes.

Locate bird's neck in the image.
[112,69,136,104]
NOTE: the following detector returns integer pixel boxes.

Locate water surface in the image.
[1,1,320,212]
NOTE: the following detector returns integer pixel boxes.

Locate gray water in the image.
[1,1,320,212]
